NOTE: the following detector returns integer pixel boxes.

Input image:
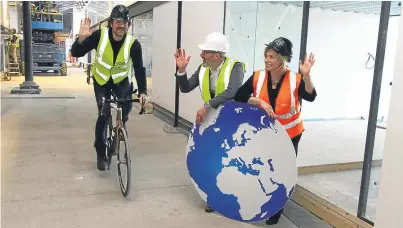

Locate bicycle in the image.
[100,88,146,197]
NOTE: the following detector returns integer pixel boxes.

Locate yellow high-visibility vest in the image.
[198,57,245,102]
[92,27,136,85]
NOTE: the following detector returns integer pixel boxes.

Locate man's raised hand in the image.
[174,48,191,73]
[79,17,94,43]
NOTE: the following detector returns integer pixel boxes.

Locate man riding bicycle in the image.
[71,5,147,171]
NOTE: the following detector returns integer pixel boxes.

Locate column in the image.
[374,10,403,228]
[11,1,41,94]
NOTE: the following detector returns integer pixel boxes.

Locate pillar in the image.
[11,1,41,94]
[374,11,403,228]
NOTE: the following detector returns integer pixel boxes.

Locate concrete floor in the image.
[1,68,330,228]
[299,167,380,222]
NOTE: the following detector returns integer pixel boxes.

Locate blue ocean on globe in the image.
[186,101,297,222]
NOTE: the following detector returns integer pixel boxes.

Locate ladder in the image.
[8,62,21,77]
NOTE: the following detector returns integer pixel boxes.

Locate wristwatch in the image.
[204,102,211,109]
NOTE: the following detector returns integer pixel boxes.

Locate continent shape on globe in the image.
[186,101,297,222]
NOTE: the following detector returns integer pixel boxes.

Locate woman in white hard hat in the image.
[234,37,317,225]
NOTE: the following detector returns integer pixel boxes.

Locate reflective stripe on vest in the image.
[92,27,135,85]
[198,58,238,102]
[253,70,304,138]
[97,29,112,70]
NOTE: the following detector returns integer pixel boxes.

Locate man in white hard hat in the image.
[174,32,245,125]
[173,32,245,213]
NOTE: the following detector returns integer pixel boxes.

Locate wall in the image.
[151,1,225,122]
[378,16,400,122]
[1,1,10,28]
[304,7,397,120]
[179,1,225,122]
[225,2,398,120]
[374,11,403,228]
[151,2,178,113]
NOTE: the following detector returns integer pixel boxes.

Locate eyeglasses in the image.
[113,18,129,24]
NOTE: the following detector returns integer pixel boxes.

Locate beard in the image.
[113,28,125,40]
[202,60,208,67]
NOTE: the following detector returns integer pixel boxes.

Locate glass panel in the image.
[366,1,402,222]
[132,11,153,77]
[225,1,303,81]
[254,2,303,74]
[225,1,258,81]
[297,0,383,221]
[224,1,397,223]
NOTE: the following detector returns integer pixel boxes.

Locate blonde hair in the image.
[274,52,289,67]
[264,47,290,68]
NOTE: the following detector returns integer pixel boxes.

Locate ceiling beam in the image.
[89,1,166,29]
[127,1,166,18]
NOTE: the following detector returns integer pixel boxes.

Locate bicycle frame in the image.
[101,89,145,157]
[109,102,123,131]
[100,88,145,197]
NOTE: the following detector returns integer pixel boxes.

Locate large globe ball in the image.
[186,101,297,222]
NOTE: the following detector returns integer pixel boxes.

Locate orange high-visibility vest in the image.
[252,69,304,139]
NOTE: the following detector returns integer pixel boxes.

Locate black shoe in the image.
[265,218,279,225]
[265,210,283,225]
[97,156,107,171]
[205,205,215,213]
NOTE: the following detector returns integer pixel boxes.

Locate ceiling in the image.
[270,1,402,16]
[56,1,133,21]
[55,1,402,21]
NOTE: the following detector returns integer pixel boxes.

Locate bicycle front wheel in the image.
[116,127,131,197]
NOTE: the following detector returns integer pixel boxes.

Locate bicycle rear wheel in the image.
[116,127,131,197]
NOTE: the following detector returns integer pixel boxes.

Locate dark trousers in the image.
[268,133,302,222]
[93,77,132,159]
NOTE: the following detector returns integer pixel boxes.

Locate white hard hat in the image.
[198,32,229,53]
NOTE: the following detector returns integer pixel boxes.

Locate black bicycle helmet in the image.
[110,5,130,21]
[265,37,293,62]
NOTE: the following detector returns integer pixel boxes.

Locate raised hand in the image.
[79,17,94,43]
[299,52,315,77]
[174,48,191,73]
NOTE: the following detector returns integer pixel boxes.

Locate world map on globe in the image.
[186,101,297,222]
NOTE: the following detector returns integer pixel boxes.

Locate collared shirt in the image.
[208,59,225,93]
[177,59,225,96]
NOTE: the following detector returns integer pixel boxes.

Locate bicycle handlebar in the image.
[102,89,147,115]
